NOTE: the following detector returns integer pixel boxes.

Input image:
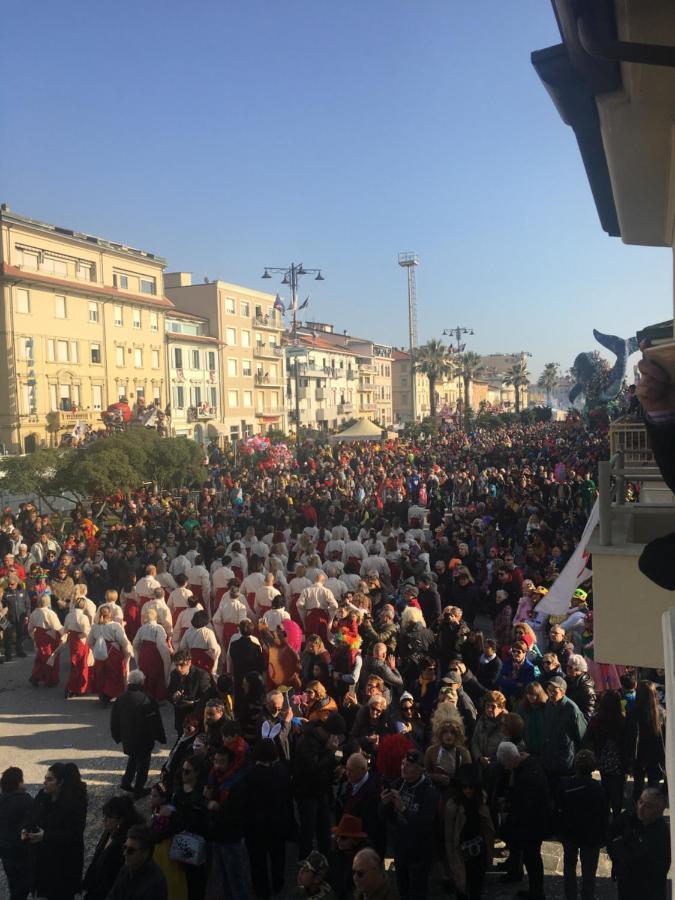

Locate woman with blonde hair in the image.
[424,720,471,800]
[72,582,97,625]
[304,679,338,721]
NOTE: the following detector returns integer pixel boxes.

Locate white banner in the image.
[536,499,600,616]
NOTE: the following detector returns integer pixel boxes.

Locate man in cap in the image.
[541,676,587,785]
[380,748,438,900]
[439,671,478,738]
[290,851,336,898]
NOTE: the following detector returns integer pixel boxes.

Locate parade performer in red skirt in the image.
[63,596,91,697]
[27,596,63,687]
[88,605,133,703]
[179,609,220,674]
[133,607,172,701]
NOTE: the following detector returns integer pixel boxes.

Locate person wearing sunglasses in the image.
[106,823,167,899]
[352,847,394,899]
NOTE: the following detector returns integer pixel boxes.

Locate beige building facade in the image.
[288,332,358,431]
[0,206,171,453]
[164,273,286,440]
[166,311,221,441]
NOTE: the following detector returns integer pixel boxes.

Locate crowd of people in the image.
[0,418,670,900]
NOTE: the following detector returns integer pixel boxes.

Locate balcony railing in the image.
[47,410,99,429]
[359,363,377,374]
[360,403,377,413]
[338,402,353,414]
[255,407,282,417]
[253,314,281,331]
[255,373,283,386]
[187,405,217,422]
[253,344,283,358]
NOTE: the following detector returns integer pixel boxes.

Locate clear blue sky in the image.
[1,1,671,380]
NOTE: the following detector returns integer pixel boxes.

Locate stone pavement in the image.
[0,653,621,899]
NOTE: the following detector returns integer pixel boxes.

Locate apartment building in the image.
[392,349,430,422]
[0,205,171,453]
[164,273,285,440]
[166,311,221,441]
[287,332,358,431]
[299,323,393,425]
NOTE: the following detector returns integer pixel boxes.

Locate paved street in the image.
[0,652,623,899]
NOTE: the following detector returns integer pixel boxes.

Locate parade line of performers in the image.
[0,421,669,900]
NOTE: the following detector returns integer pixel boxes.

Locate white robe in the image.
[88,621,133,660]
[133,621,172,681]
[179,624,221,673]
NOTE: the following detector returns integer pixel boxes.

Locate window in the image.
[114,305,123,326]
[226,327,236,345]
[270,364,278,381]
[70,341,78,364]
[57,340,69,363]
[41,255,68,276]
[77,262,94,282]
[241,300,250,316]
[47,339,55,362]
[92,385,103,410]
[54,295,66,319]
[255,305,262,318]
[59,384,71,410]
[227,358,238,377]
[270,393,278,409]
[133,309,141,329]
[113,272,129,290]
[230,426,239,440]
[209,387,217,408]
[174,386,185,409]
[228,389,239,407]
[192,350,200,369]
[208,351,216,371]
[88,302,99,323]
[117,384,127,400]
[225,297,236,314]
[173,348,183,368]
[115,345,125,366]
[241,330,250,348]
[150,312,158,332]
[242,359,252,377]
[22,384,37,415]
[48,384,57,411]
[17,248,39,270]
[151,349,160,369]
[190,386,202,406]
[139,277,155,295]
[17,337,31,360]
[15,289,29,313]
[243,390,253,408]
[136,387,144,401]
[90,343,102,364]
[134,348,143,368]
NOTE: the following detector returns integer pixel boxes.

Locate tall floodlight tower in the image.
[398,252,419,421]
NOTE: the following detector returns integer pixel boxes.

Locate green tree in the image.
[504,358,530,414]
[414,339,454,419]
[456,351,484,429]
[0,447,72,510]
[538,362,560,407]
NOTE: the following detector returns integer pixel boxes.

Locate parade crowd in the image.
[0,421,670,900]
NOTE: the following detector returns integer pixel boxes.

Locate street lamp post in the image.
[261,263,324,460]
[443,326,474,419]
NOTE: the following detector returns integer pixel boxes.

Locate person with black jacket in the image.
[25,762,88,900]
[496,742,551,900]
[0,767,33,900]
[111,670,167,800]
[359,604,398,656]
[436,605,470,675]
[243,738,291,899]
[608,787,670,900]
[167,650,212,734]
[379,748,439,900]
[293,713,347,860]
[106,823,168,900]
[82,795,143,900]
[555,750,608,900]
[564,655,596,723]
[397,606,435,688]
[624,680,666,803]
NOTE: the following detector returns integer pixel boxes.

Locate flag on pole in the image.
[273,294,285,314]
[298,295,310,310]
[536,499,599,615]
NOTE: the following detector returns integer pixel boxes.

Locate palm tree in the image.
[415,339,454,419]
[504,358,530,414]
[456,351,484,428]
[538,362,560,407]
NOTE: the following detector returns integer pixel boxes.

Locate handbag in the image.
[169,831,207,866]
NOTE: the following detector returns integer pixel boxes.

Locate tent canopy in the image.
[329,417,384,443]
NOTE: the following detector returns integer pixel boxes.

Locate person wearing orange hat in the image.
[328,815,369,898]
